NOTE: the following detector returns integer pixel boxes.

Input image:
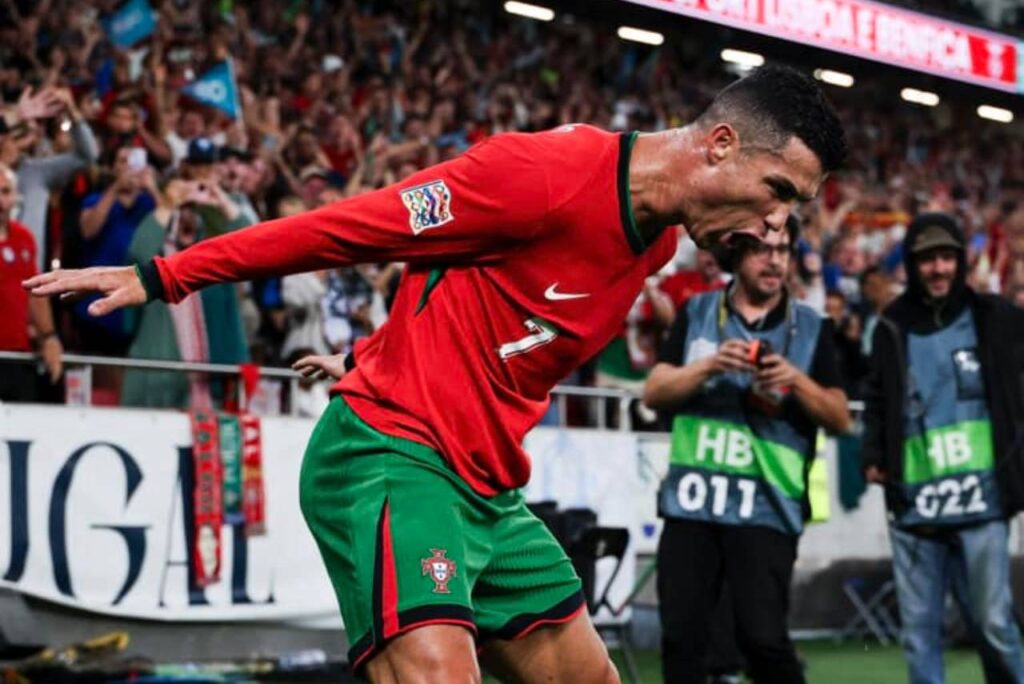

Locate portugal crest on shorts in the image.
[421,548,457,594]
[400,180,453,235]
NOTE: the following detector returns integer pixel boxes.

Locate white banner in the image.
[0,404,336,624]
[0,404,651,626]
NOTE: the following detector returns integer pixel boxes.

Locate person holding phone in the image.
[75,146,158,353]
[643,218,851,683]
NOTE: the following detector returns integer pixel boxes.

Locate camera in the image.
[747,339,773,369]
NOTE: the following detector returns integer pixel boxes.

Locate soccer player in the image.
[25,66,845,683]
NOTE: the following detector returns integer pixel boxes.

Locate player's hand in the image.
[291,353,348,381]
[23,266,148,316]
[708,340,754,375]
[756,353,799,390]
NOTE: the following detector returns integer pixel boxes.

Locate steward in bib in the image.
[644,217,851,684]
[863,213,1024,684]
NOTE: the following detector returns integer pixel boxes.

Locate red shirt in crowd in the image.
[0,220,38,352]
[152,125,676,495]
[659,270,726,308]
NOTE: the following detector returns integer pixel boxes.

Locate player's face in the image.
[690,135,822,250]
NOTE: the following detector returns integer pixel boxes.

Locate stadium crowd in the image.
[1,0,1024,410]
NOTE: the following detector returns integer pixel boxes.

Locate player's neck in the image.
[0,217,8,241]
[629,128,695,238]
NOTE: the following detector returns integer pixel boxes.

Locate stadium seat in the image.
[838,578,899,645]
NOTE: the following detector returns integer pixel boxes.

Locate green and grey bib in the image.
[895,307,1000,527]
[658,290,822,535]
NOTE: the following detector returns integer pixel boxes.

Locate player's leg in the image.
[364,625,481,684]
[480,609,618,684]
[472,494,614,683]
[299,397,483,680]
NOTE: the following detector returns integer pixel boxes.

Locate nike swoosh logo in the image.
[544,284,590,301]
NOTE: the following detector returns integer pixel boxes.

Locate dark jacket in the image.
[862,215,1024,517]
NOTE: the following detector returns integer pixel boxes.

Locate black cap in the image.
[908,213,964,255]
[186,137,219,165]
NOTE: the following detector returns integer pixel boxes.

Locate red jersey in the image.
[0,220,38,352]
[153,126,676,495]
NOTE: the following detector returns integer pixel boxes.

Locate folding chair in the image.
[569,526,641,684]
[838,578,899,645]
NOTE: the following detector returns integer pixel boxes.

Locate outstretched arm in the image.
[24,133,552,314]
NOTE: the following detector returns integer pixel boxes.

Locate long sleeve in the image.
[152,134,552,303]
[71,120,100,165]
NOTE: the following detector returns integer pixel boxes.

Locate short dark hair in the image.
[697,65,847,173]
[859,265,883,289]
[825,288,845,302]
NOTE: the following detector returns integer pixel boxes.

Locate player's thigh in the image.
[472,496,608,682]
[472,494,585,641]
[479,610,619,684]
[365,624,481,684]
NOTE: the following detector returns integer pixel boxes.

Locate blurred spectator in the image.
[859,266,895,357]
[2,87,99,270]
[322,267,376,356]
[121,173,249,409]
[824,289,868,399]
[593,278,675,428]
[658,244,728,309]
[0,163,62,401]
[76,145,158,354]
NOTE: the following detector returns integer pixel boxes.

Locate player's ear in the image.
[705,123,738,166]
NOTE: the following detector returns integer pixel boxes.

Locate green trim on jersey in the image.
[617,131,644,254]
[416,267,447,314]
[670,415,806,499]
[902,419,995,485]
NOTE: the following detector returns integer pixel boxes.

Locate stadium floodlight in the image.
[977,105,1013,123]
[813,69,854,88]
[617,26,665,46]
[720,49,764,69]
[900,88,940,107]
[503,1,554,22]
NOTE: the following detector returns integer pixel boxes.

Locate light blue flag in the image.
[181,61,242,119]
[103,0,156,48]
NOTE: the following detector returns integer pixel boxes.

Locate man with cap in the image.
[863,212,1024,683]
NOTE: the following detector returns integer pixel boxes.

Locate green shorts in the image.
[299,397,584,671]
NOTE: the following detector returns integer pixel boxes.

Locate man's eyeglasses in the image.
[744,242,792,259]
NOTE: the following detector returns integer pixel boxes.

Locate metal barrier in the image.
[0,350,643,428]
[0,350,865,424]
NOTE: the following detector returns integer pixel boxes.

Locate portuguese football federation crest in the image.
[421,548,457,594]
[400,180,453,235]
